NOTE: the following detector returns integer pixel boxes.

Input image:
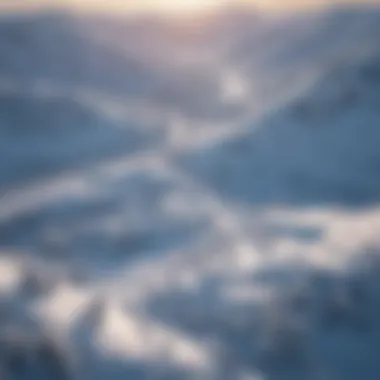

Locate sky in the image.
[1,0,380,15]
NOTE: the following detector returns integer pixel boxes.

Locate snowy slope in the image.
[0,5,380,380]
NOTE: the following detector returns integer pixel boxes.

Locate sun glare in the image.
[2,0,380,15]
[138,0,223,14]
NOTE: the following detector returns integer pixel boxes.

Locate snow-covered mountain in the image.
[0,4,380,380]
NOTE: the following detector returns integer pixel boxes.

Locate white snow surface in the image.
[1,4,380,380]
